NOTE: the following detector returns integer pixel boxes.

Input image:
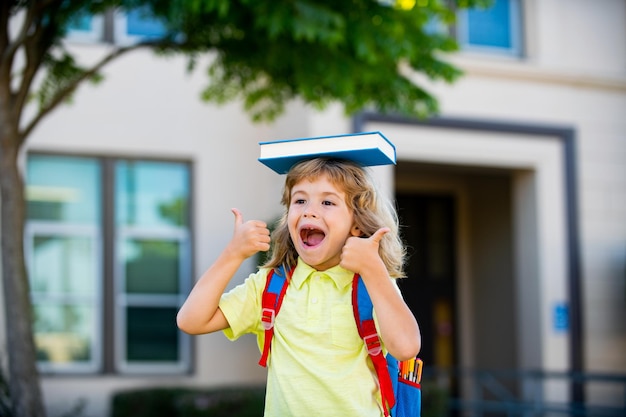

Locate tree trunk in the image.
[0,126,46,417]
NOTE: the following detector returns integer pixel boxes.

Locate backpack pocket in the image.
[393,379,421,417]
[387,354,422,417]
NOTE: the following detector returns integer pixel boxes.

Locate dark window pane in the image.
[126,307,178,361]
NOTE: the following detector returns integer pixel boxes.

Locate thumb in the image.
[370,227,390,244]
[231,208,244,228]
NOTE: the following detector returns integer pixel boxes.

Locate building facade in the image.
[1,1,625,416]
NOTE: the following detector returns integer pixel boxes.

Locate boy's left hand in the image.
[340,227,389,275]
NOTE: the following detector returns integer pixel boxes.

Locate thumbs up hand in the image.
[229,208,271,260]
[340,227,389,275]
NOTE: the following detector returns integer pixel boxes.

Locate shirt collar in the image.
[291,257,355,290]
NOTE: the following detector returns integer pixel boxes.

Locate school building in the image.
[2,1,625,416]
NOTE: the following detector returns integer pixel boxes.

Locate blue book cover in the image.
[258,131,396,174]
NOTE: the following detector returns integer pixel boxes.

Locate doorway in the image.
[361,114,577,403]
[394,160,521,409]
[396,193,458,370]
[394,160,520,371]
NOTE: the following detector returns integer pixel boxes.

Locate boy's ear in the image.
[350,225,364,237]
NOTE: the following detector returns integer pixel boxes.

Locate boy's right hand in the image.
[229,208,271,260]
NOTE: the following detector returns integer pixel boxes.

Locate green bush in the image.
[111,386,265,417]
[111,383,450,417]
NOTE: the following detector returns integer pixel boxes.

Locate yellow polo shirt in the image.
[219,258,384,417]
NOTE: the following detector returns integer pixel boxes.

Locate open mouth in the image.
[300,227,325,247]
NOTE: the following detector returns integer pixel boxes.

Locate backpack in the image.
[258,265,422,417]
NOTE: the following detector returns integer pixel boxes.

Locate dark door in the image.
[396,194,458,370]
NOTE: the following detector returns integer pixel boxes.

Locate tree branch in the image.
[2,0,67,66]
[0,3,11,105]
[11,15,48,131]
[0,1,9,54]
[18,42,148,146]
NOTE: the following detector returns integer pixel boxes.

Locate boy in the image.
[178,158,420,416]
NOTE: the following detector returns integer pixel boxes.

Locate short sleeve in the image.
[219,269,268,341]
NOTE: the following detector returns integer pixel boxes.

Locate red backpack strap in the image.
[258,265,292,367]
[352,274,396,417]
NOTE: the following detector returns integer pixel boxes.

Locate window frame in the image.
[63,8,167,46]
[25,221,104,374]
[25,152,193,376]
[114,225,192,374]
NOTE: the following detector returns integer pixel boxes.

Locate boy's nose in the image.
[303,208,318,218]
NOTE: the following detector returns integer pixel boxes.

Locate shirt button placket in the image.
[309,273,322,321]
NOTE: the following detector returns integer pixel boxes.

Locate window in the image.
[114,160,191,373]
[26,154,192,374]
[65,7,166,45]
[457,0,523,57]
[66,12,104,43]
[114,7,167,46]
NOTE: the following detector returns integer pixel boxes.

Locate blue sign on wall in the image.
[553,303,569,332]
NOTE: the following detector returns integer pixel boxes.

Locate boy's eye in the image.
[322,200,334,206]
[294,199,305,205]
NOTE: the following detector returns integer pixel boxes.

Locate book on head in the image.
[258,131,396,174]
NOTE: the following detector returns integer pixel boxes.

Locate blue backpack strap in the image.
[259,265,292,367]
[352,275,396,416]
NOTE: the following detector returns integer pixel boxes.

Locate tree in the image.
[0,0,488,415]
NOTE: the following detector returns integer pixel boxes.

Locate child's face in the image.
[287,173,360,271]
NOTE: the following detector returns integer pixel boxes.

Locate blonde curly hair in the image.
[263,158,406,278]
